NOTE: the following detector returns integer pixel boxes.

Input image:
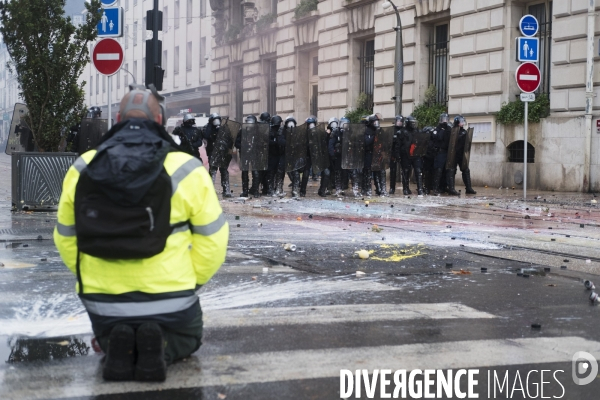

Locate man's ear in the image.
[116,112,122,123]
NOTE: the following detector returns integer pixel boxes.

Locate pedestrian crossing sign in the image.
[97,7,123,38]
[516,37,539,63]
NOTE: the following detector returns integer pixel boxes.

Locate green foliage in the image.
[411,85,446,128]
[344,92,373,123]
[496,93,550,124]
[294,0,318,19]
[256,13,276,33]
[225,24,241,41]
[0,0,102,152]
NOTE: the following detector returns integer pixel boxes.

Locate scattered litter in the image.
[46,340,70,346]
[580,224,585,228]
[258,223,262,227]
[217,393,227,399]
[355,250,370,259]
[524,215,530,219]
[262,267,269,273]
[411,208,415,211]
[446,263,453,268]
[551,239,556,241]
[23,244,28,247]
[592,200,597,204]
[584,280,596,290]
[561,265,567,270]
[523,274,530,278]
[544,267,551,272]
[484,185,488,188]
[283,243,297,252]
[390,205,394,208]
[586,259,592,264]
[236,224,241,227]
[308,214,313,219]
[531,323,541,329]
[235,216,240,220]
[0,262,4,267]
[40,258,47,261]
[251,276,257,281]
[517,272,523,276]
[365,201,369,206]
[356,271,366,277]
[590,292,599,303]
[564,259,569,262]
[451,269,471,275]
[37,235,43,240]
[296,217,302,221]
[253,205,262,208]
[547,284,557,287]
[481,267,488,272]
[371,225,383,233]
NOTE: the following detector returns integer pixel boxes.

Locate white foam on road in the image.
[3,336,598,399]
[203,303,496,328]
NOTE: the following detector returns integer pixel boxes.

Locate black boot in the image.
[103,324,135,381]
[241,170,249,197]
[291,170,300,197]
[221,169,232,198]
[134,323,167,382]
[342,170,349,190]
[432,168,443,196]
[446,169,459,196]
[423,170,432,195]
[462,169,477,194]
[402,169,412,196]
[379,170,388,197]
[389,163,397,194]
[352,169,362,198]
[373,172,381,196]
[362,168,373,197]
[334,170,343,196]
[318,169,330,197]
[249,170,261,197]
[300,168,309,196]
[276,169,286,196]
[209,166,217,184]
[416,170,424,197]
[267,169,276,196]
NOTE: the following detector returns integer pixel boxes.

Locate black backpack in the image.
[74,119,183,260]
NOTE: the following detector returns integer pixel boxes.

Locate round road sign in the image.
[101,0,118,6]
[92,38,123,76]
[519,15,539,37]
[515,62,541,93]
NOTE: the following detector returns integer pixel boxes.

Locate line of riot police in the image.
[170,110,476,199]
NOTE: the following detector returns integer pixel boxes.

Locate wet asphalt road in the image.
[1,163,600,399]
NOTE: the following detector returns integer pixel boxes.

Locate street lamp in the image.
[382,0,403,116]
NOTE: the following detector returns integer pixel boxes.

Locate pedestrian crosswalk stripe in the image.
[9,336,599,399]
[203,303,496,328]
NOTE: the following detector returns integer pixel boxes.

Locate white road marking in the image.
[3,337,598,399]
[203,303,496,328]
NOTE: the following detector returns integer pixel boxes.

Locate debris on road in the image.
[283,243,297,252]
[452,269,472,275]
[355,271,366,277]
[584,280,595,290]
[355,250,369,259]
[371,225,382,233]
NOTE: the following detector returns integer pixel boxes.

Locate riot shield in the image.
[445,126,460,170]
[6,104,35,155]
[308,123,329,175]
[285,123,307,172]
[341,124,365,170]
[209,120,240,169]
[410,130,432,158]
[78,118,109,154]
[461,127,474,171]
[240,123,269,171]
[371,127,394,171]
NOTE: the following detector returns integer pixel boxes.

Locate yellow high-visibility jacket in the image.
[54,148,228,332]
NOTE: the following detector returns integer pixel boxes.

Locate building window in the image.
[359,39,375,111]
[187,0,193,23]
[133,60,137,82]
[133,21,138,45]
[102,75,106,93]
[231,1,244,27]
[125,25,128,49]
[427,23,449,105]
[163,50,168,77]
[186,42,192,71]
[235,66,244,121]
[528,2,552,94]
[271,0,277,14]
[267,59,276,114]
[508,141,535,163]
[174,46,180,74]
[175,0,180,29]
[200,0,206,17]
[200,37,206,67]
[163,7,168,32]
[312,56,318,76]
[125,0,128,10]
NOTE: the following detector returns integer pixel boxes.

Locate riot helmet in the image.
[340,117,350,131]
[405,116,417,130]
[328,117,339,130]
[208,113,221,127]
[306,116,317,130]
[88,106,102,118]
[439,113,450,126]
[367,114,380,128]
[245,115,257,124]
[454,115,466,127]
[395,115,404,128]
[259,112,271,123]
[360,115,369,125]
[183,113,196,126]
[270,115,283,128]
[285,116,297,129]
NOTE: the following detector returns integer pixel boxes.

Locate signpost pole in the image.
[524,101,528,200]
[108,76,112,130]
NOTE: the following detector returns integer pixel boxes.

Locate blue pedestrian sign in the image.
[516,37,539,62]
[101,0,118,6]
[97,7,123,38]
[519,15,538,37]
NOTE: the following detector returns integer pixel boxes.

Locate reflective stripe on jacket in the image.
[54,150,229,329]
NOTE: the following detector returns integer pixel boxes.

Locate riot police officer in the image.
[203,113,233,198]
[448,115,477,195]
[389,115,403,195]
[234,115,258,197]
[283,116,302,198]
[173,113,203,161]
[87,106,102,118]
[431,113,452,196]
[399,115,425,196]
[267,115,284,196]
[362,115,379,197]
[329,117,347,196]
[421,126,436,195]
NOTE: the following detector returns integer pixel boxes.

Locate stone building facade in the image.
[209,0,600,192]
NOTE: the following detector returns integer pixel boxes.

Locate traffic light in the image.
[145,2,164,91]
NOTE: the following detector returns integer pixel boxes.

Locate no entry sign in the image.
[92,38,123,76]
[515,62,541,93]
